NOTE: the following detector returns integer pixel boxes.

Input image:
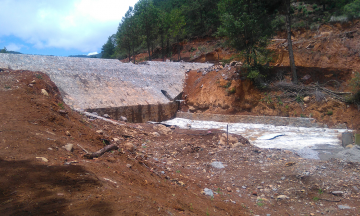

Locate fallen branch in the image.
[319,198,342,202]
[83,144,118,159]
[77,144,89,154]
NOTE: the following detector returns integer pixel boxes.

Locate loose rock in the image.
[96,130,104,135]
[338,205,352,210]
[210,161,225,169]
[332,191,344,196]
[63,143,73,152]
[276,195,289,200]
[152,132,160,137]
[36,157,48,162]
[120,116,127,122]
[203,188,214,197]
[41,89,49,96]
[123,142,135,152]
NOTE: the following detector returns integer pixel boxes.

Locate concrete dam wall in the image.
[0,53,212,122]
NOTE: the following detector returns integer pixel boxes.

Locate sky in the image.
[0,0,139,56]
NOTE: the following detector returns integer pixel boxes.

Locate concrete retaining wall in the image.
[176,112,347,128]
[87,102,179,123]
[0,53,212,122]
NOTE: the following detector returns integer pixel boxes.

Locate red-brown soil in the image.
[1,70,360,216]
[177,21,360,132]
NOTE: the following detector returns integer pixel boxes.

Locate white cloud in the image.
[0,0,139,52]
[6,43,26,51]
[87,51,98,56]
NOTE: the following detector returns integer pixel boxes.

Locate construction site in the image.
[1,21,360,215]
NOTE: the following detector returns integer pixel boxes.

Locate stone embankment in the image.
[176,112,347,128]
[0,53,212,122]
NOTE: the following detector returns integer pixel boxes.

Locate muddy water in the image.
[163,118,360,162]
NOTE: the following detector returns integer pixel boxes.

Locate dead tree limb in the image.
[83,144,118,159]
[77,144,89,154]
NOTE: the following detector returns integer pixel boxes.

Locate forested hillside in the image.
[102,0,359,67]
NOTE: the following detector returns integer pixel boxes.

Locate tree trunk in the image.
[177,36,181,61]
[166,36,170,58]
[151,43,154,57]
[285,0,297,84]
[161,34,165,61]
[128,46,131,63]
[147,36,151,61]
[132,45,136,64]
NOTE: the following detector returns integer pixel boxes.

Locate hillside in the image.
[122,20,360,132]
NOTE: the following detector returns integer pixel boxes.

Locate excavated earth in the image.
[1,69,360,216]
[1,21,360,216]
[180,21,360,132]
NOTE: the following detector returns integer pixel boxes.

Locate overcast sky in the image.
[0,0,139,56]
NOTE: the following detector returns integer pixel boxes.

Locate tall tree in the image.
[134,0,158,61]
[285,0,297,84]
[157,10,171,60]
[116,7,139,63]
[168,8,186,61]
[101,35,115,59]
[0,47,7,53]
[218,0,274,78]
[181,0,221,37]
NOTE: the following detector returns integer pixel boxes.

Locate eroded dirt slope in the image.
[180,21,360,131]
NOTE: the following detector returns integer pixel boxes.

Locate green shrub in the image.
[343,0,360,19]
[296,95,303,103]
[326,110,333,115]
[272,15,286,31]
[222,81,232,88]
[227,87,236,94]
[346,71,360,104]
[198,46,207,54]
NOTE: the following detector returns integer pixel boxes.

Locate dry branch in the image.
[77,144,89,154]
[83,144,118,159]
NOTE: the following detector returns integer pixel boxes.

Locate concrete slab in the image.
[342,132,354,147]
[355,134,360,145]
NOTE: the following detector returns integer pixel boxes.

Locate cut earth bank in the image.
[1,69,360,216]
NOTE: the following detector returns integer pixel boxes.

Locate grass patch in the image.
[227,87,236,94]
[58,102,65,109]
[256,199,265,206]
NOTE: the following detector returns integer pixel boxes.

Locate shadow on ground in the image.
[0,158,113,216]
